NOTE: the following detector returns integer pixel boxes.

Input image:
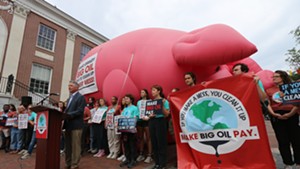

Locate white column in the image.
[60,29,77,101]
[2,5,29,78]
[0,17,8,73]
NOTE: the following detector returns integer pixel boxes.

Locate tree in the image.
[285,26,300,70]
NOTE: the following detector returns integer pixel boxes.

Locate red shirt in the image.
[266,85,294,111]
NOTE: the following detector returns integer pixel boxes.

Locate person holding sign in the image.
[119,94,139,168]
[9,105,25,154]
[145,85,170,169]
[0,104,12,153]
[266,70,300,169]
[92,98,109,157]
[105,96,121,159]
[88,100,100,154]
[20,105,37,159]
[136,89,153,163]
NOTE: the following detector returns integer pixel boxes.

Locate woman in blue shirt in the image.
[119,94,139,168]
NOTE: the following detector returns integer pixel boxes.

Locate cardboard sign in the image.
[145,99,163,116]
[36,111,49,139]
[138,100,147,118]
[106,108,115,129]
[117,117,137,133]
[114,115,122,134]
[5,117,17,126]
[91,108,106,124]
[169,74,275,169]
[18,114,28,129]
[280,81,300,104]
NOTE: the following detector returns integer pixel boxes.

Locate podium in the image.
[31,105,62,169]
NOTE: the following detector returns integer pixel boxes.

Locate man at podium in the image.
[63,80,86,169]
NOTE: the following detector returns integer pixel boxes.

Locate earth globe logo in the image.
[179,89,251,158]
[272,91,282,103]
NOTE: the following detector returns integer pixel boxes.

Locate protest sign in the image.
[92,108,106,124]
[145,99,163,116]
[18,114,28,129]
[169,74,275,169]
[138,100,147,118]
[117,117,137,133]
[5,117,17,126]
[280,81,300,104]
[106,108,115,129]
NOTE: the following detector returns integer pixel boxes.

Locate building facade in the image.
[0,0,108,104]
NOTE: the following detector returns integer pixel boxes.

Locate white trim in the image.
[36,24,57,52]
[35,50,54,61]
[0,16,8,73]
[2,5,28,78]
[60,37,75,101]
[15,0,108,45]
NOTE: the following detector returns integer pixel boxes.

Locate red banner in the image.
[169,74,275,169]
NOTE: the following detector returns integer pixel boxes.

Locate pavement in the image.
[0,120,285,169]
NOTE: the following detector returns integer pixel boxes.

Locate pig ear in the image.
[172,24,257,66]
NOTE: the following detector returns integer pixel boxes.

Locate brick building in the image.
[0,0,108,105]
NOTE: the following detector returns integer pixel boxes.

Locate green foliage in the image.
[286,26,300,70]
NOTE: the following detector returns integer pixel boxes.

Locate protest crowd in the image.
[0,63,300,169]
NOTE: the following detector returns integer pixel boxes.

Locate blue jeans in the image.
[10,127,21,150]
[27,132,36,154]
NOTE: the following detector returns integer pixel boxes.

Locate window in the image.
[37,24,56,51]
[29,64,52,95]
[80,43,92,61]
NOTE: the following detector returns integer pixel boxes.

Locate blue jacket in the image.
[63,92,86,131]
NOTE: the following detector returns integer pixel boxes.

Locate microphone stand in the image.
[37,93,59,105]
[37,95,50,106]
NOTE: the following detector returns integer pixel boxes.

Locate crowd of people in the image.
[0,63,300,169]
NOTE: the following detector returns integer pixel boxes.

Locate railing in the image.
[0,75,57,106]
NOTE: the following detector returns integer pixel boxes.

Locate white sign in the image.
[91,109,106,124]
[76,53,98,95]
[138,100,147,119]
[18,114,28,129]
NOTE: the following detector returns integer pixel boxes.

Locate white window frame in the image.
[36,24,57,52]
[80,43,92,61]
[29,63,53,96]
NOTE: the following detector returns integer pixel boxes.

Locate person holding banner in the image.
[93,98,109,157]
[232,63,267,101]
[184,72,196,87]
[136,89,153,163]
[266,70,300,169]
[146,85,170,169]
[119,94,139,168]
[105,96,121,159]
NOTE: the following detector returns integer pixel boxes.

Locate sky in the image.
[45,0,300,71]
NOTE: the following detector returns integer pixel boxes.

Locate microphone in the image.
[49,93,60,96]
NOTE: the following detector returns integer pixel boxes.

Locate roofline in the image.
[15,0,109,45]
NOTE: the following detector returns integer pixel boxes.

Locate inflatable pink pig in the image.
[77,24,268,101]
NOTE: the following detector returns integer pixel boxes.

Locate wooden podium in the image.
[31,105,62,169]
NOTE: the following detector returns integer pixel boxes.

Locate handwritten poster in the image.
[18,114,28,129]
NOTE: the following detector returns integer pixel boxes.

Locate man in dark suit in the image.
[63,80,86,169]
